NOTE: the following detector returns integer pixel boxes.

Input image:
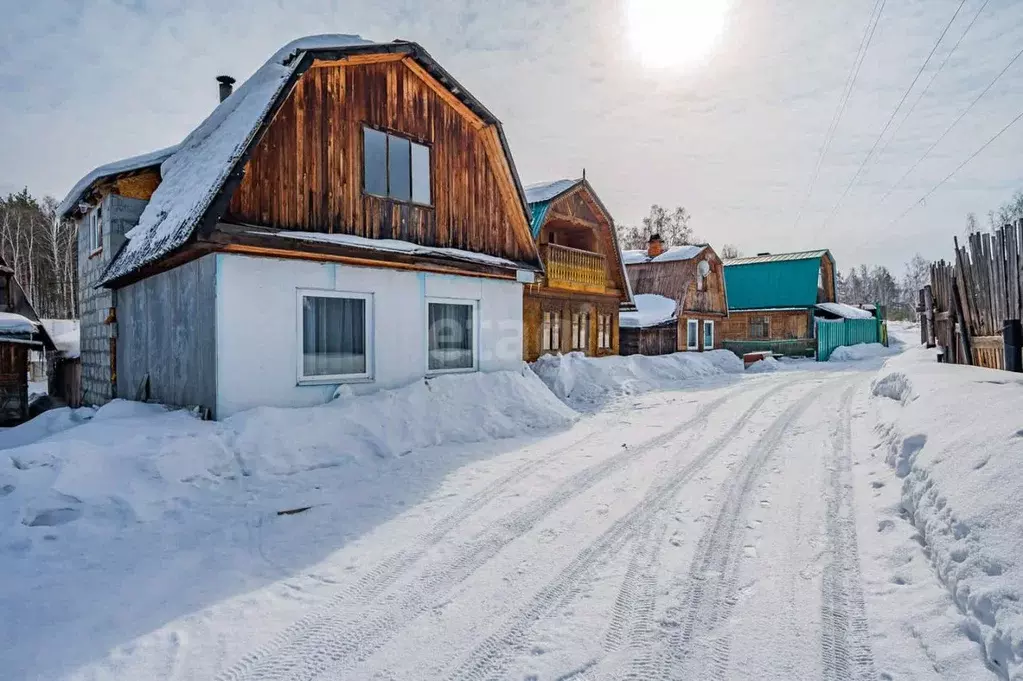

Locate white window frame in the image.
[425,297,479,375]
[296,289,374,385]
[703,320,715,350]
[687,319,699,350]
[88,205,102,254]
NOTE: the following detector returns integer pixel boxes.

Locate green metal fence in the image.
[816,317,883,361]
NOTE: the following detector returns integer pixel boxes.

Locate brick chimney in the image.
[647,233,665,258]
[216,75,236,103]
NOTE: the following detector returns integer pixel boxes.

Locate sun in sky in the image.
[625,0,731,69]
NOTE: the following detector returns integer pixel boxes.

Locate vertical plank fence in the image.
[924,219,1023,370]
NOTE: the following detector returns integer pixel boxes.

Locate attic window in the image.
[363,126,431,205]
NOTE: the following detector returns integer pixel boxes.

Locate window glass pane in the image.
[412,142,431,204]
[542,312,551,351]
[704,322,713,348]
[428,303,474,371]
[364,128,388,196]
[688,320,698,348]
[388,135,412,201]
[302,296,367,377]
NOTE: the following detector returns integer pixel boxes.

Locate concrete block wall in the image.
[77,194,148,406]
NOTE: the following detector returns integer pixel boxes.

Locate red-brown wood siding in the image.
[226,60,536,264]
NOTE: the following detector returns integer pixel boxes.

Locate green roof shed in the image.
[723,250,835,311]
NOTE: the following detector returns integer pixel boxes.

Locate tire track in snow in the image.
[216,383,755,681]
[819,385,876,681]
[440,379,819,681]
[658,378,842,680]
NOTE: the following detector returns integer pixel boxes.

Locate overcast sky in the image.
[4,0,1023,273]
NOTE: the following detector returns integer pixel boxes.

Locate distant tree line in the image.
[836,254,929,321]
[0,189,78,319]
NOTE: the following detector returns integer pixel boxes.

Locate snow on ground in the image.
[531,349,743,410]
[1,324,1011,681]
[869,334,1023,678]
[830,341,901,362]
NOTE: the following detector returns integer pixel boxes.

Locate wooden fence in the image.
[922,220,1023,370]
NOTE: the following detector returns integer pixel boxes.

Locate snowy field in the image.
[1,328,1017,680]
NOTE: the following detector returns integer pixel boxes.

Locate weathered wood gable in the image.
[627,247,728,315]
[536,184,630,298]
[225,56,537,264]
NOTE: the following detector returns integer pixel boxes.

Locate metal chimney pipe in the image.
[216,75,236,103]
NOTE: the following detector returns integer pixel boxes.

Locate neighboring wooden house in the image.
[720,250,837,356]
[521,179,633,361]
[58,35,543,418]
[0,260,55,422]
[619,237,728,355]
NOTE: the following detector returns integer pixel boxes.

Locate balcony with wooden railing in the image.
[541,243,608,293]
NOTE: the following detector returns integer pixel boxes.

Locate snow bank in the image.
[0,406,95,451]
[746,356,781,373]
[619,293,677,328]
[871,347,1023,676]
[531,350,742,410]
[228,368,577,476]
[1,370,575,534]
[829,342,897,362]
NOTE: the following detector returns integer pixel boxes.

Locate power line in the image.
[890,106,1023,226]
[792,0,886,228]
[879,39,1023,204]
[822,0,969,225]
[873,0,991,166]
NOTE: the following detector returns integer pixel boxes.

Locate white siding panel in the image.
[215,254,524,418]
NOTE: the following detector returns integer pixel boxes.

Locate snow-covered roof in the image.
[620,293,678,328]
[622,245,706,265]
[89,34,539,286]
[99,35,380,286]
[524,179,580,205]
[816,302,874,320]
[57,145,180,218]
[0,312,38,335]
[271,231,525,270]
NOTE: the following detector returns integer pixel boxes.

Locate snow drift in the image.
[1,368,575,533]
[531,350,743,410]
[871,346,1023,677]
[829,342,898,362]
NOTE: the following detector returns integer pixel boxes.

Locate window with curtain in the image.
[363,126,431,204]
[749,316,770,339]
[542,310,561,352]
[597,314,612,350]
[300,293,370,381]
[687,319,699,350]
[572,312,589,350]
[428,301,475,372]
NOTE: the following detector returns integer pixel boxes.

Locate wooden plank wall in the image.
[522,291,619,361]
[924,220,1023,370]
[719,309,811,342]
[626,250,728,316]
[226,60,536,264]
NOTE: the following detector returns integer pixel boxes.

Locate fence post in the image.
[1005,319,1023,372]
[923,285,936,348]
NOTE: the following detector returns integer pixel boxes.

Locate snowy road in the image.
[182,364,980,681]
[11,351,1001,681]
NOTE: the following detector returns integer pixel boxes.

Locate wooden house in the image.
[720,250,836,356]
[0,260,55,422]
[619,237,728,355]
[521,179,633,361]
[58,35,543,418]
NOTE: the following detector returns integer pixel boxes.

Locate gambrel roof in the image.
[60,35,538,286]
